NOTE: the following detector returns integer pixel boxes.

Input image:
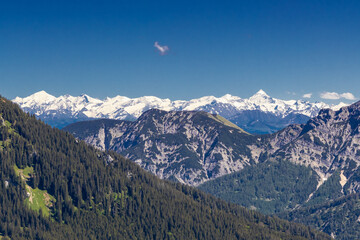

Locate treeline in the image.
[0,96,330,239]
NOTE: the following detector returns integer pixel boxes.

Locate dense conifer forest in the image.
[198,160,320,214]
[0,96,330,239]
[278,193,360,239]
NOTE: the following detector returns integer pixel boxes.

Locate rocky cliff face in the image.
[65,110,258,185]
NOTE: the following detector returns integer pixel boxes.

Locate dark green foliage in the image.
[0,96,330,239]
[198,159,360,239]
[199,160,319,214]
[304,171,343,207]
[279,193,360,239]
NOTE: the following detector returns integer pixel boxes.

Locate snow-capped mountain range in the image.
[12,90,348,131]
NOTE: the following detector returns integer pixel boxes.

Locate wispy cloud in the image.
[154,41,169,55]
[286,91,296,96]
[320,92,356,100]
[303,93,312,98]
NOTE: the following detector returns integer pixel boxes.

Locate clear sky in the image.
[1,0,359,103]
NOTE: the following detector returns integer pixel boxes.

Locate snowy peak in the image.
[254,89,269,97]
[31,90,54,99]
[249,89,272,102]
[19,90,56,103]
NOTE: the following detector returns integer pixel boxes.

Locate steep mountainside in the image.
[0,96,331,239]
[64,110,258,185]
[13,89,343,133]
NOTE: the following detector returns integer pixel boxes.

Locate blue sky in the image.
[1,0,359,103]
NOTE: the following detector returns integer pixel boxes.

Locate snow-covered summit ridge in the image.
[13,90,348,121]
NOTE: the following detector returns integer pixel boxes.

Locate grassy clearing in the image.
[25,186,55,217]
[0,139,11,149]
[4,120,11,128]
[14,165,34,181]
[14,165,55,217]
[207,113,250,134]
[0,236,12,240]
[3,120,17,135]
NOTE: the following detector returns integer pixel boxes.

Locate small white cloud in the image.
[340,92,356,100]
[320,91,356,100]
[320,92,341,100]
[154,41,169,55]
[303,93,312,98]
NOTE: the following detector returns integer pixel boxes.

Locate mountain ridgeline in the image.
[0,96,330,239]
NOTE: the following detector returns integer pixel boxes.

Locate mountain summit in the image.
[253,89,270,97]
[13,90,56,105]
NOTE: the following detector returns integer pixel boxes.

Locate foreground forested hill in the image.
[0,96,330,239]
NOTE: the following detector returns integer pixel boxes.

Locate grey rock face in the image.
[65,110,257,185]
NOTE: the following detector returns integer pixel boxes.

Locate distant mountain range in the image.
[13,90,348,133]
